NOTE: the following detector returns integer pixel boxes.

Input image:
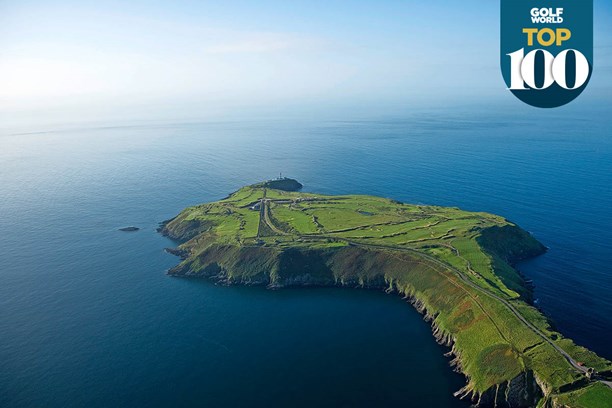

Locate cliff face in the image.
[477,225,547,264]
[162,231,548,407]
[163,223,546,290]
[477,371,543,408]
[476,224,547,301]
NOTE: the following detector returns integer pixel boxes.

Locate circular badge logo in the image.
[500,0,593,108]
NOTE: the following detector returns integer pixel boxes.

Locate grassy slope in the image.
[551,383,612,408]
[161,183,612,407]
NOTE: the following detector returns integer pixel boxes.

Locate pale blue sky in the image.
[1,1,611,126]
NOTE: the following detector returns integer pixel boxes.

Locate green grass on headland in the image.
[552,383,612,408]
[161,179,612,407]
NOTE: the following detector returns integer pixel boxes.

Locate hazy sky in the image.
[1,0,611,126]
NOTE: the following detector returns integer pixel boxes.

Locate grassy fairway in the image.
[552,383,612,408]
[161,180,612,407]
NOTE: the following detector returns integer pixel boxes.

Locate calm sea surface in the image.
[1,108,611,407]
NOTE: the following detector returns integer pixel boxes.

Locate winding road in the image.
[256,197,612,388]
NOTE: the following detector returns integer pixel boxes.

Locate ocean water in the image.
[1,109,611,407]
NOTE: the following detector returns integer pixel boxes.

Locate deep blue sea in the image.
[1,107,611,407]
